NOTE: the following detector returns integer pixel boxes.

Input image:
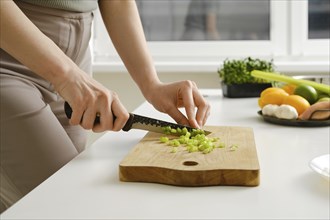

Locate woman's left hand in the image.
[145,81,210,128]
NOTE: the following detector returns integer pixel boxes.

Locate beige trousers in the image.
[0,1,94,212]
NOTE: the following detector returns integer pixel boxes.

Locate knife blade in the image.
[64,102,211,136]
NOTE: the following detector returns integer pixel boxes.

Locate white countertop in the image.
[1,89,329,220]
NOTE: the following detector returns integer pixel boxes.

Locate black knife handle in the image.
[64,101,100,124]
[122,114,134,132]
[64,101,133,131]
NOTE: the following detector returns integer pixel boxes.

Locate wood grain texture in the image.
[119,126,260,186]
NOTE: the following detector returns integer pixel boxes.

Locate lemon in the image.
[258,87,288,108]
[317,97,330,103]
[283,95,310,115]
[261,91,288,107]
[293,84,318,104]
[260,87,287,98]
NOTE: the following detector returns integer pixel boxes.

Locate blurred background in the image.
[88,0,330,145]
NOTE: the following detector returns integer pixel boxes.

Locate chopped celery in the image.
[159,136,169,143]
[170,128,177,134]
[217,142,226,148]
[159,126,237,154]
[203,148,212,154]
[229,144,238,151]
[170,148,177,153]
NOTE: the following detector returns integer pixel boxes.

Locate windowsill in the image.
[92,56,330,75]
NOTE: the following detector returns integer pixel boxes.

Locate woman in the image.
[181,0,220,41]
[0,0,210,212]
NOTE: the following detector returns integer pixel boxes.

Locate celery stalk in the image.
[251,70,330,95]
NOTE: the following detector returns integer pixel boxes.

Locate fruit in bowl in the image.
[253,70,330,121]
[299,101,330,120]
[258,86,330,121]
[293,84,318,105]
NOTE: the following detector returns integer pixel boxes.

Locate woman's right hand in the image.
[0,1,129,133]
[54,66,129,133]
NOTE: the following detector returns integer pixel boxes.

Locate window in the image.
[92,0,329,73]
[308,0,330,39]
[291,0,330,57]
[137,0,270,41]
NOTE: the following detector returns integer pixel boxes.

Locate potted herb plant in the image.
[218,57,274,98]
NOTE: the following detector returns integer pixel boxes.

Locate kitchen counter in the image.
[1,89,329,220]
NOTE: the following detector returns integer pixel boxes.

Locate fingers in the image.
[195,101,211,126]
[93,92,129,133]
[179,81,210,128]
[70,104,85,126]
[68,91,129,133]
[110,98,130,131]
[193,89,211,127]
[165,107,190,127]
[81,105,99,129]
[179,83,200,128]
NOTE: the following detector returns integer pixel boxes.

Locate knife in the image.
[64,102,211,136]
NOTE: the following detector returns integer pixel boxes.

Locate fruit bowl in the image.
[257,110,330,127]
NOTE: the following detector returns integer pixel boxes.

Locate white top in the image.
[1,89,329,220]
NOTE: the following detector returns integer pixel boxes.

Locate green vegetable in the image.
[217,142,226,148]
[229,144,238,151]
[162,126,205,137]
[162,126,172,135]
[159,126,237,154]
[160,136,169,143]
[170,148,177,153]
[187,146,199,153]
[203,148,212,154]
[251,70,330,96]
[169,140,180,147]
[218,57,274,85]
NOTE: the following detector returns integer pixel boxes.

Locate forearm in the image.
[206,13,217,33]
[206,13,220,40]
[0,0,76,90]
[98,0,210,127]
[98,0,161,100]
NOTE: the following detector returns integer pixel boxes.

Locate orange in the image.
[258,98,266,108]
[260,87,287,98]
[260,91,289,108]
[282,95,310,115]
[258,87,289,108]
[281,84,296,95]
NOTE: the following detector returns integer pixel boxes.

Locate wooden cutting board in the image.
[119,126,260,186]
